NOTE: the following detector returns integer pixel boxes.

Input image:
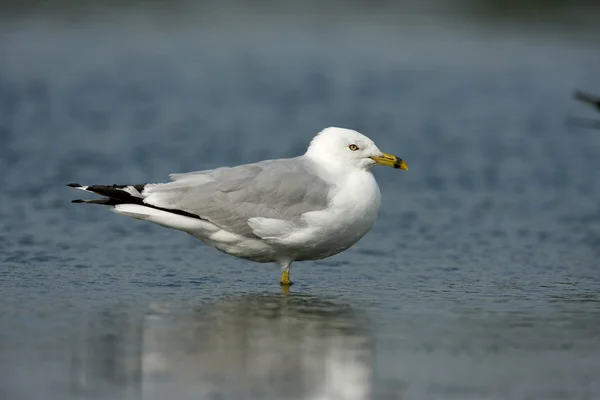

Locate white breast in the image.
[327,170,381,235]
[283,170,381,260]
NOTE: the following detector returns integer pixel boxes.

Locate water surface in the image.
[1,5,600,400]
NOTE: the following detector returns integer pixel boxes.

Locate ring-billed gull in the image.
[67,127,408,285]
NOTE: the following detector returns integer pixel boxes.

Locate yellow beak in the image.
[370,153,408,170]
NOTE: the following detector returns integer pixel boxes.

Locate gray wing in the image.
[142,157,332,238]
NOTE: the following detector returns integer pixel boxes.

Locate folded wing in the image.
[142,157,332,239]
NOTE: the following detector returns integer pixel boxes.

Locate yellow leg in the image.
[280,269,292,286]
[279,261,293,286]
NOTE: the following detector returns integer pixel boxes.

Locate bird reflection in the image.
[70,293,373,400]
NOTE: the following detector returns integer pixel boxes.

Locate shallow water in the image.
[1,5,600,400]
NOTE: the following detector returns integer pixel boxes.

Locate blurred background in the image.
[1,1,600,400]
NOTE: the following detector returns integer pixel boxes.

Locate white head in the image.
[305,127,408,171]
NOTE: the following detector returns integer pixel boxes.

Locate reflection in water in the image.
[69,293,373,400]
[69,310,144,399]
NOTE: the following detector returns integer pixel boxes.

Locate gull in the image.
[67,127,408,285]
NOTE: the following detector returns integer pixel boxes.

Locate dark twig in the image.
[574,90,600,112]
[570,89,600,129]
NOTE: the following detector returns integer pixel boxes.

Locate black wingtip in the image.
[71,199,84,203]
[67,183,82,188]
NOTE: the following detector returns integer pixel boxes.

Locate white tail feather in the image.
[112,204,214,233]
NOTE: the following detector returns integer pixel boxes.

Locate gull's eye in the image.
[348,144,359,151]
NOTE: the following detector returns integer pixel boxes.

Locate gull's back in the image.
[141,157,333,239]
